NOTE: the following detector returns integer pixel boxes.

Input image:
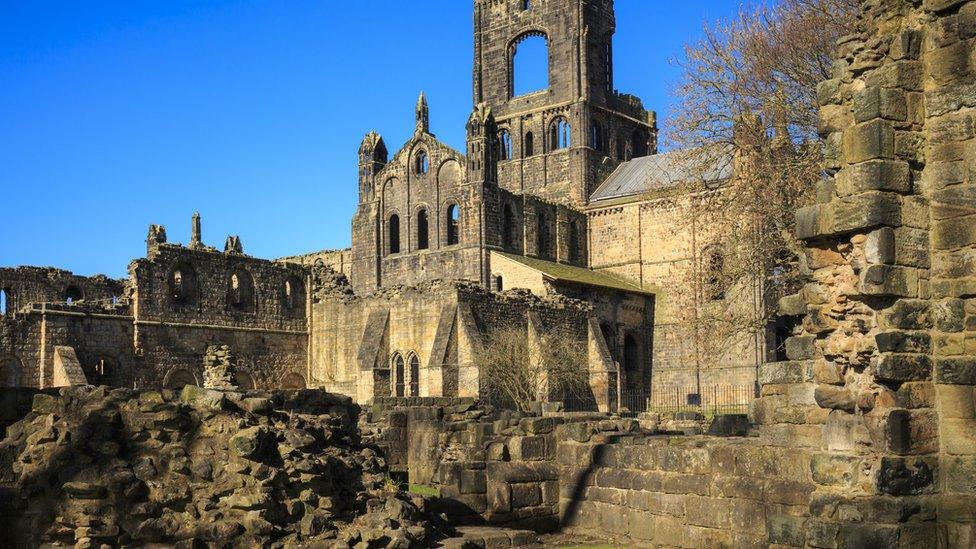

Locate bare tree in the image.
[475,325,589,412]
[664,0,858,363]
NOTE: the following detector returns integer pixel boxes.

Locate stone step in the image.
[436,526,539,548]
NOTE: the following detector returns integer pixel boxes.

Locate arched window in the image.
[493,275,504,292]
[521,0,531,10]
[550,118,570,150]
[632,129,649,158]
[417,209,430,250]
[498,130,513,161]
[591,122,605,153]
[537,211,550,258]
[409,354,420,397]
[524,131,535,157]
[704,246,727,301]
[569,219,582,262]
[227,268,256,312]
[283,276,305,313]
[65,286,83,305]
[446,204,460,245]
[392,353,405,397]
[281,372,307,389]
[388,214,401,254]
[415,150,429,175]
[503,203,516,248]
[169,263,198,304]
[164,368,198,389]
[512,33,549,97]
[0,288,8,315]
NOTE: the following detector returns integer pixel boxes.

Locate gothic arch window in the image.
[492,274,504,292]
[511,32,549,97]
[632,128,649,158]
[446,204,460,245]
[498,129,513,161]
[703,245,727,301]
[227,268,256,312]
[64,286,83,305]
[388,213,401,254]
[0,356,20,387]
[392,353,406,397]
[408,353,420,397]
[417,208,430,250]
[524,131,535,157]
[591,122,605,153]
[536,210,550,258]
[550,117,570,150]
[283,275,305,314]
[503,203,516,249]
[169,263,199,305]
[415,150,429,175]
[163,368,198,389]
[281,372,307,389]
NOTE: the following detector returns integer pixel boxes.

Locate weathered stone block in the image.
[935,357,976,384]
[460,470,487,494]
[861,264,919,296]
[843,119,895,163]
[942,418,976,454]
[874,353,932,381]
[684,496,730,529]
[510,483,541,508]
[936,384,976,419]
[875,330,931,353]
[880,299,931,329]
[759,360,813,385]
[832,191,903,234]
[767,514,806,547]
[811,453,860,487]
[876,456,936,495]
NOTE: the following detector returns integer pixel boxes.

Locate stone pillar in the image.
[762,1,976,545]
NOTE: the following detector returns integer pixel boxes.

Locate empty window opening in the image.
[704,246,727,301]
[169,264,198,304]
[550,118,570,150]
[446,204,460,245]
[493,275,504,292]
[512,34,549,97]
[91,356,115,386]
[164,368,197,389]
[64,286,83,305]
[409,354,420,397]
[591,123,605,153]
[537,211,550,258]
[393,353,405,397]
[603,41,613,92]
[283,276,305,312]
[228,269,256,311]
[0,288,8,315]
[415,151,429,175]
[524,131,535,157]
[389,214,401,254]
[499,130,513,161]
[417,209,430,250]
[632,129,649,158]
[503,203,516,248]
[521,0,531,10]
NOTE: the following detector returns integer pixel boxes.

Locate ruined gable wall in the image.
[0,267,125,313]
[130,243,308,389]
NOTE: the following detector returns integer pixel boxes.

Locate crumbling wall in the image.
[0,267,125,314]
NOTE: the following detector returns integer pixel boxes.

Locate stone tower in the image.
[472,0,658,206]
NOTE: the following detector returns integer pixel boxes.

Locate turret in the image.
[415,91,429,135]
[358,132,387,203]
[465,102,498,185]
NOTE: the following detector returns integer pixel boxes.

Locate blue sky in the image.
[0,0,741,278]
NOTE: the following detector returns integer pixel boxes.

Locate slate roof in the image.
[494,252,655,295]
[589,148,733,203]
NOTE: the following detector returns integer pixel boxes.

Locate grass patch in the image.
[407,483,440,497]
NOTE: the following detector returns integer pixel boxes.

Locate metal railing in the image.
[621,384,756,416]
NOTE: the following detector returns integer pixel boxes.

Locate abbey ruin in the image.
[1,0,975,546]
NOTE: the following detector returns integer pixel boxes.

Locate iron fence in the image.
[621,384,756,416]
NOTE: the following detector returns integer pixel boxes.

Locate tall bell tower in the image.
[472,0,657,206]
